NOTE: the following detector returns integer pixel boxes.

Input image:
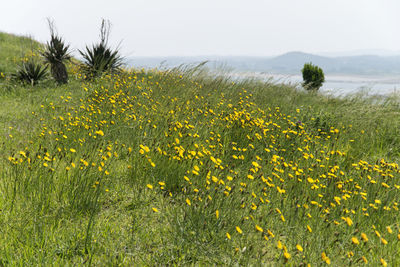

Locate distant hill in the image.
[261,52,400,75]
[319,49,400,57]
[128,52,400,75]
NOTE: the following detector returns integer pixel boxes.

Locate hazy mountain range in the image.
[128,51,400,75]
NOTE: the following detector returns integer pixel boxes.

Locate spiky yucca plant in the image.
[79,19,123,79]
[42,19,71,84]
[12,60,48,85]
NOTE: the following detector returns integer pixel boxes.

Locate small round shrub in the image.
[301,62,325,90]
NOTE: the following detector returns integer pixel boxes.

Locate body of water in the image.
[230,72,400,97]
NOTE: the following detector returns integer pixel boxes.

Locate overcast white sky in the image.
[1,0,400,57]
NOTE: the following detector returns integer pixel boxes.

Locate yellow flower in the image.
[283,251,291,259]
[267,229,275,238]
[361,256,368,264]
[152,207,159,213]
[361,232,368,242]
[351,237,359,245]
[226,232,231,239]
[296,244,303,252]
[70,148,76,153]
[252,161,261,168]
[375,230,381,237]
[255,225,263,233]
[236,226,243,234]
[321,252,331,265]
[95,130,104,136]
[140,145,150,153]
[215,210,219,219]
[146,184,153,189]
[380,258,387,266]
[186,198,191,206]
[344,217,353,226]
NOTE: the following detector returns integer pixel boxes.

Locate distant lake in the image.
[230,72,400,97]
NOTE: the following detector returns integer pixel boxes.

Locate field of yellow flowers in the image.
[1,66,400,265]
[2,33,400,264]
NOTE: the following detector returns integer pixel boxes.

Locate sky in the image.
[1,0,400,57]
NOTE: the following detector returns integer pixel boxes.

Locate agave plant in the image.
[79,19,123,79]
[42,19,71,84]
[12,60,48,85]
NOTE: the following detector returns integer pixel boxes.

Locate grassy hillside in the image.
[0,32,43,74]
[1,32,400,265]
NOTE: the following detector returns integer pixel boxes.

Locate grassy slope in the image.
[0,32,49,144]
[1,33,400,265]
[0,32,42,73]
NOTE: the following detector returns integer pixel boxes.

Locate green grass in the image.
[0,32,43,75]
[1,32,400,265]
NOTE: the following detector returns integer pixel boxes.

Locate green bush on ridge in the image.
[302,62,325,90]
